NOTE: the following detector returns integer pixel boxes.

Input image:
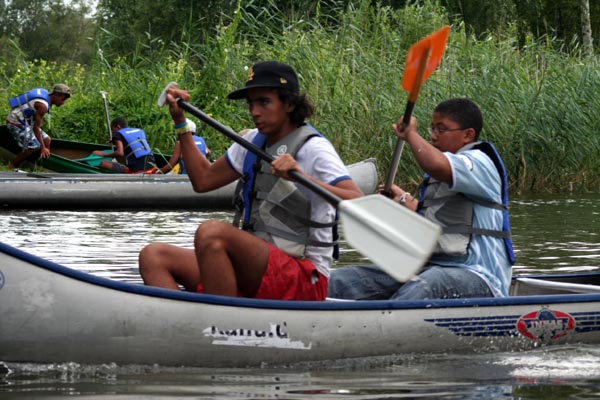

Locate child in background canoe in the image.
[159,118,211,174]
[139,60,363,300]
[328,98,515,300]
[91,116,157,174]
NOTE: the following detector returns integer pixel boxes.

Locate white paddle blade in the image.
[339,194,441,282]
[157,81,178,107]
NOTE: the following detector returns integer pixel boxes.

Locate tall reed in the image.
[0,0,598,193]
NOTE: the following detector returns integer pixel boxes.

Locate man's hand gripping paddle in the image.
[157,83,441,282]
[382,26,450,196]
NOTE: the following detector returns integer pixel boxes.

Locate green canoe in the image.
[0,125,168,173]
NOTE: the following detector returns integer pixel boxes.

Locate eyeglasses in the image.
[428,126,464,136]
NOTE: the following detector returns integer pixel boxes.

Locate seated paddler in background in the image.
[159,118,211,174]
[138,60,363,300]
[328,98,515,301]
[91,116,157,174]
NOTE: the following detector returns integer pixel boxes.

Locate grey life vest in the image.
[417,142,512,258]
[233,125,337,258]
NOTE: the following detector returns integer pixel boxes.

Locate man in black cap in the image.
[6,83,71,168]
[139,60,363,300]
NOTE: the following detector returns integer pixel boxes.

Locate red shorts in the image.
[196,243,328,300]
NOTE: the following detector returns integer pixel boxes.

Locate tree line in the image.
[0,0,597,68]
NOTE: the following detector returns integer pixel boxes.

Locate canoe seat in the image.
[515,277,600,295]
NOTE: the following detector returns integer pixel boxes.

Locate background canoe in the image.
[0,124,169,173]
[2,240,600,367]
[0,158,379,210]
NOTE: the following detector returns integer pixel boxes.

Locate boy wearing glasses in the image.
[6,83,71,169]
[329,98,515,300]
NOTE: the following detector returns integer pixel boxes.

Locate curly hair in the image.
[277,89,315,127]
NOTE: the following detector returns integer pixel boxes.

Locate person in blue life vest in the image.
[138,60,364,300]
[328,98,515,300]
[6,83,71,169]
[159,118,211,174]
[91,116,157,173]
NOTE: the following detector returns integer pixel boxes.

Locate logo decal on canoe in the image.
[425,309,600,340]
[203,322,311,350]
[516,307,575,341]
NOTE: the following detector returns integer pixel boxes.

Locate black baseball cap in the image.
[227,61,300,100]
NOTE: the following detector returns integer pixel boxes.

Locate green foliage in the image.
[0,0,95,67]
[0,0,598,193]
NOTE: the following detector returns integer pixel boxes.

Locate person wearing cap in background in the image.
[6,83,71,169]
[91,116,157,174]
[139,60,363,300]
[159,118,211,174]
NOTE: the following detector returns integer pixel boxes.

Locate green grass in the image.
[0,0,598,193]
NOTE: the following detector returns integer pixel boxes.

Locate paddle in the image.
[157,87,441,282]
[383,25,450,196]
[100,91,114,151]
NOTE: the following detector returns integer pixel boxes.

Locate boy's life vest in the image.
[232,125,338,258]
[417,141,515,264]
[8,88,51,125]
[116,127,152,163]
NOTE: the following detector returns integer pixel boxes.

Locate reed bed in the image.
[0,0,598,193]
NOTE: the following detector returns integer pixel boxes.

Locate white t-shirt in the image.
[225,128,352,278]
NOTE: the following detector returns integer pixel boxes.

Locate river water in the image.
[0,193,598,398]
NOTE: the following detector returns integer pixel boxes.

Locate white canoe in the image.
[2,241,600,367]
[0,158,378,210]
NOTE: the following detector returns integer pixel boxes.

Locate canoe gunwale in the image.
[2,241,600,311]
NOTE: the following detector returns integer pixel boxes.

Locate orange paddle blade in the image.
[401,25,450,92]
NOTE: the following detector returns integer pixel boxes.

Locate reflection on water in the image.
[0,210,366,283]
[0,194,599,398]
[0,194,597,279]
[509,193,599,274]
[3,210,227,283]
[4,346,600,398]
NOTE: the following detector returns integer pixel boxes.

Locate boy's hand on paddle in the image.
[392,116,418,141]
[270,153,301,181]
[164,84,191,124]
[377,183,402,200]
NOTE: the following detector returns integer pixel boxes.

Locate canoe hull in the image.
[2,241,600,367]
[0,158,379,209]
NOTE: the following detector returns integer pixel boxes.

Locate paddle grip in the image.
[177,99,341,206]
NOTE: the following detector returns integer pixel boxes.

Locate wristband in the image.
[174,122,190,136]
[398,192,411,205]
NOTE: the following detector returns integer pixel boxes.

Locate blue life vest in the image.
[179,135,208,174]
[8,88,51,123]
[116,127,152,163]
[417,141,515,264]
